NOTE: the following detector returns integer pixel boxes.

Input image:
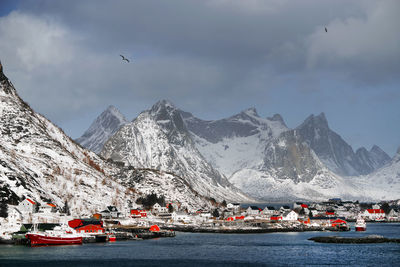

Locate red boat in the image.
[25,225,83,246]
[26,233,82,246]
[355,216,366,231]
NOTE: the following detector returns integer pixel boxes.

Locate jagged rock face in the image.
[181,108,286,144]
[101,100,251,202]
[262,130,322,184]
[76,105,128,154]
[295,113,390,176]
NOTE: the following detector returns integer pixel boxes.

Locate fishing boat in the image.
[26,224,82,246]
[355,216,366,231]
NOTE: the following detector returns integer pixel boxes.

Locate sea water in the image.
[1,223,399,266]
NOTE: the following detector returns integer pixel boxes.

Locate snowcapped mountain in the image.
[0,62,214,217]
[229,129,365,201]
[295,113,390,176]
[181,108,394,201]
[76,105,128,154]
[352,148,400,201]
[180,108,288,177]
[101,100,252,202]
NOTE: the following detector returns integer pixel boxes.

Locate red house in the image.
[235,216,245,220]
[301,204,309,208]
[270,216,282,221]
[226,217,234,221]
[130,209,147,218]
[76,224,105,234]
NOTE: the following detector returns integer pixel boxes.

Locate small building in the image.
[363,209,386,221]
[388,209,399,221]
[100,206,121,219]
[75,224,105,234]
[262,206,276,215]
[8,207,23,224]
[270,216,282,221]
[282,210,298,221]
[152,203,168,215]
[246,206,261,216]
[130,209,147,218]
[227,203,241,212]
[18,198,36,214]
[171,211,191,223]
[39,203,56,213]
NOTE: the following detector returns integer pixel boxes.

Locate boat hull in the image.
[355,227,366,231]
[26,233,82,246]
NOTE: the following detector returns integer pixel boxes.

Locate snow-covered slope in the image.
[351,148,400,200]
[295,113,390,176]
[76,105,128,154]
[181,108,395,201]
[181,108,288,177]
[101,100,251,202]
[0,62,214,217]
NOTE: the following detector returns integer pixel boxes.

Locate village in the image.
[1,195,399,246]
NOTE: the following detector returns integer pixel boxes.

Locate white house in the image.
[246,206,260,216]
[262,206,276,215]
[39,203,56,213]
[363,209,386,221]
[282,210,298,221]
[152,203,168,214]
[8,206,23,224]
[227,203,240,212]
[100,206,121,219]
[171,211,191,223]
[387,209,399,221]
[18,198,36,214]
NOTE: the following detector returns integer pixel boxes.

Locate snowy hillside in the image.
[351,148,400,200]
[181,108,288,177]
[76,105,128,154]
[0,62,214,218]
[101,100,252,202]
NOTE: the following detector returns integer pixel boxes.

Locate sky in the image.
[0,0,399,156]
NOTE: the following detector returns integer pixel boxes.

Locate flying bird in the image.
[325,27,328,33]
[120,55,130,62]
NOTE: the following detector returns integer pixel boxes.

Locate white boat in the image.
[355,216,366,231]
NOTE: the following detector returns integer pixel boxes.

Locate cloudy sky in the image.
[0,0,399,155]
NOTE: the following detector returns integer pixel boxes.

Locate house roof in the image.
[367,209,385,214]
[47,203,56,207]
[26,198,36,205]
[281,206,290,209]
[107,206,118,212]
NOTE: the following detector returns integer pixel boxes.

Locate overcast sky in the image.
[0,0,399,156]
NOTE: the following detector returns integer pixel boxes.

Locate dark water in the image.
[1,223,399,266]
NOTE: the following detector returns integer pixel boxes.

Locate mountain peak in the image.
[0,60,8,82]
[241,107,259,117]
[267,113,287,127]
[300,112,329,129]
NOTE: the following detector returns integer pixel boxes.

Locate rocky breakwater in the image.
[309,235,400,244]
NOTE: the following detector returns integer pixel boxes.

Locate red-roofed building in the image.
[235,216,245,220]
[130,209,147,218]
[76,224,105,235]
[325,211,335,216]
[363,209,386,221]
[301,204,309,209]
[270,216,282,221]
[226,217,234,221]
